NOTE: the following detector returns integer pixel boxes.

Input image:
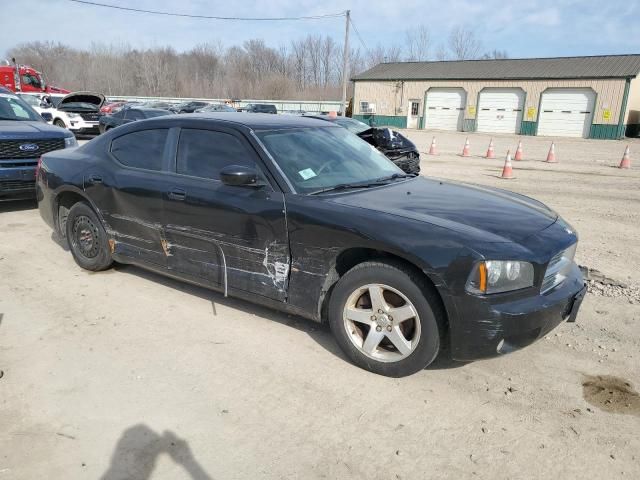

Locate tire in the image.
[65,202,113,271]
[54,119,66,128]
[328,260,442,377]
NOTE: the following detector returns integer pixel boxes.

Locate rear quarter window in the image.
[110,129,168,171]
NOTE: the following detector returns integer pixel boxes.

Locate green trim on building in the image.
[520,121,537,135]
[589,124,626,139]
[618,78,631,137]
[353,114,407,128]
[462,119,476,132]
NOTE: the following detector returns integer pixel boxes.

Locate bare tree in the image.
[448,26,483,60]
[480,49,509,60]
[405,25,431,61]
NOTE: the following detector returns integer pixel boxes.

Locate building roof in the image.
[351,55,640,81]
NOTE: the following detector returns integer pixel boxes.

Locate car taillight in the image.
[35,155,42,179]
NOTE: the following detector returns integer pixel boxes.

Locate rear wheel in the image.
[65,202,113,271]
[328,261,442,377]
[54,119,66,128]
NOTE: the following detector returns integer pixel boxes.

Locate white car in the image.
[48,92,104,134]
[16,93,54,123]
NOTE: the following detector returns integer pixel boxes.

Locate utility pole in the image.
[340,10,350,116]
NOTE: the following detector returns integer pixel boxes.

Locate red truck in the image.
[0,58,69,94]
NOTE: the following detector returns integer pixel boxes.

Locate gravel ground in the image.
[0,130,639,479]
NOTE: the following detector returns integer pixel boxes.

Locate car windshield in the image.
[256,126,404,194]
[0,93,44,121]
[50,96,63,107]
[59,102,98,111]
[18,94,41,107]
[333,117,371,135]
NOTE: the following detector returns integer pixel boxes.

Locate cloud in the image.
[523,8,561,27]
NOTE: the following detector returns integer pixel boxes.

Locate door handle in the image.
[87,174,103,184]
[168,188,186,201]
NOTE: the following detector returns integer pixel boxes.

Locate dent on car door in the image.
[84,127,178,267]
[163,127,289,301]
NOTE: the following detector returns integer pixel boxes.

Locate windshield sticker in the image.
[298,168,317,180]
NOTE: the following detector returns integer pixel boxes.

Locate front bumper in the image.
[0,163,37,200]
[449,262,586,361]
[67,121,99,134]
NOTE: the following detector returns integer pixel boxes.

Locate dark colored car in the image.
[195,103,237,113]
[37,113,586,377]
[239,103,277,114]
[172,101,210,114]
[0,86,76,200]
[306,115,420,174]
[98,107,173,134]
[139,101,176,110]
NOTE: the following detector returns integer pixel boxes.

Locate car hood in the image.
[0,120,69,139]
[359,127,416,152]
[326,177,558,243]
[58,91,105,110]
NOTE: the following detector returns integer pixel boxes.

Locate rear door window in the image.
[110,129,169,171]
[176,129,257,181]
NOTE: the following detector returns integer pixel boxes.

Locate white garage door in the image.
[537,89,596,138]
[423,88,465,131]
[476,88,525,134]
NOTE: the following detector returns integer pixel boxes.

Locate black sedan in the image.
[98,107,172,134]
[37,114,586,377]
[172,101,210,114]
[306,115,421,174]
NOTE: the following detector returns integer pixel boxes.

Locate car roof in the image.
[165,112,337,130]
[130,107,171,113]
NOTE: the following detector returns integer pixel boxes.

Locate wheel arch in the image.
[317,247,454,337]
[53,187,105,237]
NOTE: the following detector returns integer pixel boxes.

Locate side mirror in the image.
[220,165,262,187]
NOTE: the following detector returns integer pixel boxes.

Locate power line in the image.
[67,0,346,21]
[349,17,370,53]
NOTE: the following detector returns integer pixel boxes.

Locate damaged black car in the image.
[305,115,421,174]
[37,113,586,377]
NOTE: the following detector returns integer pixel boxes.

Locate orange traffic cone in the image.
[514,140,524,161]
[619,145,631,169]
[462,137,471,157]
[501,150,514,179]
[485,139,495,159]
[428,136,437,155]
[545,142,557,163]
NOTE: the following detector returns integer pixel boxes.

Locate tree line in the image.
[7,26,507,100]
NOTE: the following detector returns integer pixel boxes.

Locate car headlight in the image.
[466,260,534,294]
[64,136,78,148]
[67,112,80,119]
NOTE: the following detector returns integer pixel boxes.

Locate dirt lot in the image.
[1,131,639,479]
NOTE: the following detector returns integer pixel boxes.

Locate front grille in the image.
[0,180,35,192]
[80,112,99,121]
[0,139,65,160]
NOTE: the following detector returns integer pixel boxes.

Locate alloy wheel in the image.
[343,283,421,363]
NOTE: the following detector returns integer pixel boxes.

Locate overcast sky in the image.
[2,0,639,59]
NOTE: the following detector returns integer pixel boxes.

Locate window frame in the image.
[108,127,175,173]
[165,126,275,190]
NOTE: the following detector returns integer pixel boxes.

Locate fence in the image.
[105,95,342,114]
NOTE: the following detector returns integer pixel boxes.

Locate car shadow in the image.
[100,424,212,480]
[113,263,349,363]
[0,199,37,213]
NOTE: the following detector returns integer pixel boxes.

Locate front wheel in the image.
[65,202,113,271]
[54,119,66,128]
[328,261,442,377]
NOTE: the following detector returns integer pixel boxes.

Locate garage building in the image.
[351,55,640,139]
